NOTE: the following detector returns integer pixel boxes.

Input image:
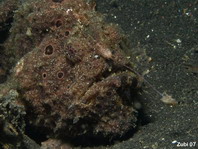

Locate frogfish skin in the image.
[2,0,139,138]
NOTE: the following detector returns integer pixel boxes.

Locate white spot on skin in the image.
[96,43,112,59]
[26,27,32,36]
[14,58,24,76]
[94,55,99,59]
[66,8,73,14]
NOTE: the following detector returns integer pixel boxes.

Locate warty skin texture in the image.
[1,0,139,139]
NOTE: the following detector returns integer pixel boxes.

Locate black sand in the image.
[95,0,198,148]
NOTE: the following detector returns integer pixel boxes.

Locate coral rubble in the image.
[0,0,139,142]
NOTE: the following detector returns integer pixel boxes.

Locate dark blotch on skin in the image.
[65,31,70,37]
[42,73,47,79]
[52,0,63,3]
[57,71,64,79]
[45,45,54,55]
[55,20,63,28]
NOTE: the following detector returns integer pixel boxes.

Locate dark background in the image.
[94,0,198,148]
